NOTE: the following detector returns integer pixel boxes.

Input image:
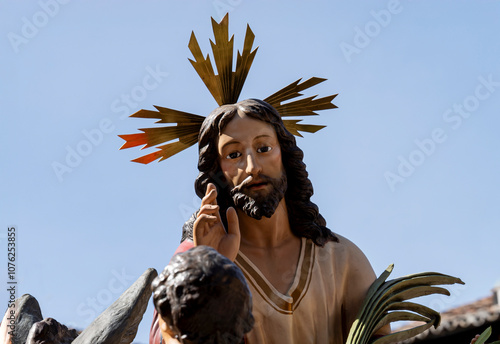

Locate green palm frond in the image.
[346,264,464,344]
[475,326,500,344]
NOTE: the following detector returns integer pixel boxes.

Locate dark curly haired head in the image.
[181,98,337,246]
[152,246,254,344]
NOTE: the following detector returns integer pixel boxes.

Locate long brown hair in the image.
[181,99,337,246]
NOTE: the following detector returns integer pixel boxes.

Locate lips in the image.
[247,181,268,190]
[233,175,272,193]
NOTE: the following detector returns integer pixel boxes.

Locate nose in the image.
[245,152,262,175]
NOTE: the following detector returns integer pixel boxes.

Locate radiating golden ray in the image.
[119,14,337,164]
[131,134,198,165]
[265,78,337,134]
[265,78,338,117]
[119,106,204,163]
[188,13,258,106]
[233,25,258,101]
[265,78,325,104]
[275,95,337,117]
[131,107,205,124]
[282,120,326,137]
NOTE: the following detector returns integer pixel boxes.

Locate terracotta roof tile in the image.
[394,295,500,343]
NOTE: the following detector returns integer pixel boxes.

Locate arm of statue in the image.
[193,183,241,261]
[341,237,391,340]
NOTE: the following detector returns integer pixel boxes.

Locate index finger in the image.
[206,183,216,195]
[201,183,218,207]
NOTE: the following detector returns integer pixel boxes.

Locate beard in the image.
[229,173,287,220]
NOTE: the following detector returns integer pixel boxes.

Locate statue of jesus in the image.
[149,99,390,343]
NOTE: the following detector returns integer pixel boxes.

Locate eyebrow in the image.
[219,134,273,151]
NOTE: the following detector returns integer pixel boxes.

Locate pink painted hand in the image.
[193,183,240,261]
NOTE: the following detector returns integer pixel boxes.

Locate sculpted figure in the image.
[151,245,254,344]
[120,14,390,344]
[143,99,390,343]
[178,99,390,343]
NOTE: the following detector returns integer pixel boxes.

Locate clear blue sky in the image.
[1,1,499,342]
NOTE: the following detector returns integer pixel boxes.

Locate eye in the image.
[226,151,242,159]
[257,146,272,153]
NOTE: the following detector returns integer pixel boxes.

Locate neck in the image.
[237,198,295,248]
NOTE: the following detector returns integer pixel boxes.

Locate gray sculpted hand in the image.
[193,183,240,261]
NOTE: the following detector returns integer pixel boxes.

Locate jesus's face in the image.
[217,111,287,219]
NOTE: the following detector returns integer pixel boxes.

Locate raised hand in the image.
[193,183,240,261]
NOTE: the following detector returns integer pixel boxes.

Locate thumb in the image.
[226,207,240,238]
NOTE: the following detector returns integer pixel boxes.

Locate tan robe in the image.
[235,234,376,344]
